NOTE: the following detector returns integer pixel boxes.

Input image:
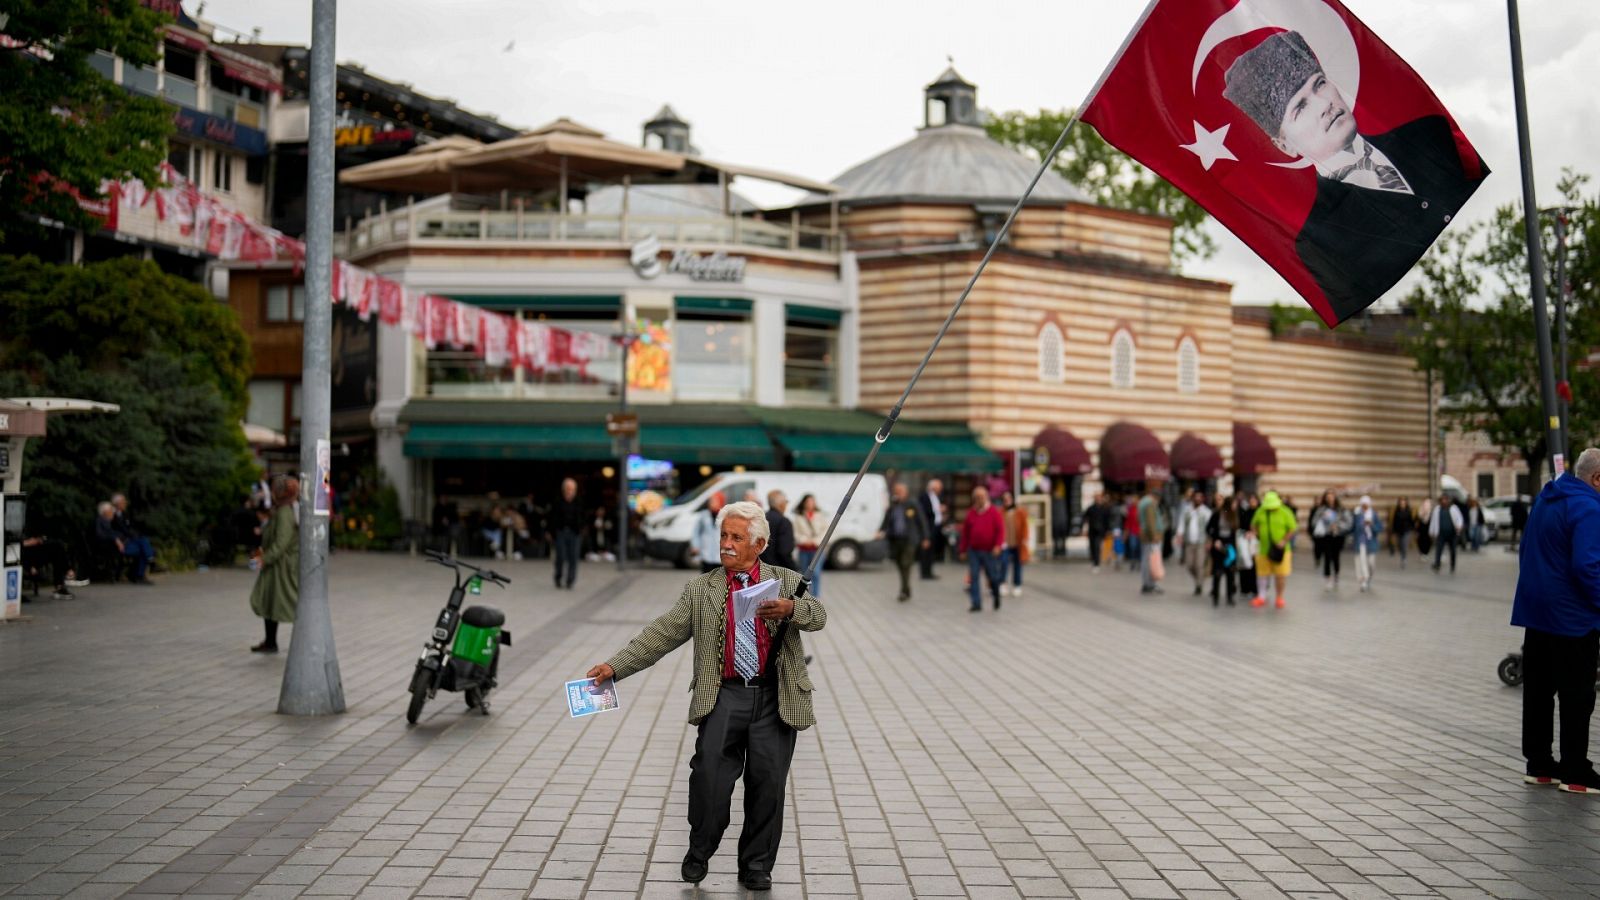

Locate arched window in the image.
[1037,322,1064,383]
[1177,336,1200,394]
[1110,329,1135,389]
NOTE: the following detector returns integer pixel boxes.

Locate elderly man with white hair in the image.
[586,500,825,891]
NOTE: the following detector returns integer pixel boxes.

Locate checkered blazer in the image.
[605,563,826,730]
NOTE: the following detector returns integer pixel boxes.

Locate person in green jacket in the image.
[250,475,300,653]
[1249,490,1299,609]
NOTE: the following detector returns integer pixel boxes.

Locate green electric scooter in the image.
[407,550,512,724]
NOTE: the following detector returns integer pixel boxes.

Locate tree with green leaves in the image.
[0,0,174,237]
[1403,171,1598,474]
[0,255,255,566]
[986,108,1216,263]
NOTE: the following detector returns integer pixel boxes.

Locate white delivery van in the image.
[642,471,889,570]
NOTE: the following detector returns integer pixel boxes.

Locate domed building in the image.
[797,67,1431,530]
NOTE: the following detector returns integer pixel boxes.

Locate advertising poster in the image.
[314,439,332,517]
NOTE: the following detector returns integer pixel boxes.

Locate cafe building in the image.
[324,109,993,518]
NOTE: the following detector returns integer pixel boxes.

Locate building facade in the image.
[315,113,878,519]
[803,68,1433,525]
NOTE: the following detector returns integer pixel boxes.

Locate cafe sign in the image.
[629,235,745,283]
[336,124,417,148]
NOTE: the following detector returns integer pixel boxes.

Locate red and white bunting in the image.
[91,164,604,375]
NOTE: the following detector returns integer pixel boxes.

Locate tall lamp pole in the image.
[1506,0,1565,480]
[1549,206,1579,458]
[280,0,345,716]
[617,329,631,572]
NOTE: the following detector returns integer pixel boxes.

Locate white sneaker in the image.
[1012,586,1023,597]
[512,551,523,561]
[64,577,90,588]
[1091,566,1100,573]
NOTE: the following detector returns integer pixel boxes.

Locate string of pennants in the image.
[98,162,609,375]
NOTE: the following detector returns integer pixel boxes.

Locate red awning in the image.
[208,45,284,93]
[1233,422,1278,475]
[164,27,208,53]
[1031,426,1092,475]
[1171,432,1225,480]
[1099,421,1170,483]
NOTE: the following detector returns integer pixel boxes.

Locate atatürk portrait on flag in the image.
[1080,0,1491,327]
[1221,29,1488,321]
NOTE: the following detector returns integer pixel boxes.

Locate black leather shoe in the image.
[681,852,707,884]
[738,870,771,891]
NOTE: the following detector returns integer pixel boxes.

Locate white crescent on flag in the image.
[1190,0,1361,169]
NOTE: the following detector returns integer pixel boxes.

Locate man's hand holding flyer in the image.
[732,577,778,623]
[566,676,620,718]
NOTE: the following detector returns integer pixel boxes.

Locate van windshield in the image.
[670,479,721,508]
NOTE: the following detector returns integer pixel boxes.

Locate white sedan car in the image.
[1480,496,1527,541]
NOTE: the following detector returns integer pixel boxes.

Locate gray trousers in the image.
[1141,542,1160,590]
[688,683,796,874]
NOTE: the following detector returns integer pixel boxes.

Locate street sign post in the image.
[605,412,639,437]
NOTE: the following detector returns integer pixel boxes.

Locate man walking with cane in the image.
[585,500,826,889]
[1513,448,1600,794]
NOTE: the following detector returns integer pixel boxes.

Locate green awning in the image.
[639,426,774,466]
[405,423,609,460]
[786,303,843,325]
[404,421,772,466]
[676,297,752,314]
[776,432,999,473]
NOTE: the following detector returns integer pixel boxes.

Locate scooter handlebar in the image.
[423,550,512,585]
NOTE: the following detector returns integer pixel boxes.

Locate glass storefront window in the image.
[423,309,622,401]
[784,320,838,405]
[674,314,751,403]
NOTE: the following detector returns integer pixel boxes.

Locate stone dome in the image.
[807,67,1087,206]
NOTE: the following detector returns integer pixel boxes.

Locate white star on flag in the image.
[1180,121,1237,171]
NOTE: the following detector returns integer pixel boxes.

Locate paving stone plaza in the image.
[2,548,1597,899]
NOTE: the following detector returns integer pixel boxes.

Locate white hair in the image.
[716,500,769,544]
[97,501,114,515]
[1575,448,1600,481]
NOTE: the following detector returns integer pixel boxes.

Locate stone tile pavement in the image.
[2,542,1597,898]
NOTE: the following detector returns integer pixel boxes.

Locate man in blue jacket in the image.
[1511,448,1600,794]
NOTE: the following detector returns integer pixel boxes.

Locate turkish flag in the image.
[1082,0,1488,326]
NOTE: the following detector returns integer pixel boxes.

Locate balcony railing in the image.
[208,88,263,128]
[162,73,198,109]
[336,201,841,259]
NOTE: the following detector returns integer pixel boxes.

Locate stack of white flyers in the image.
[566,677,621,718]
[732,578,779,623]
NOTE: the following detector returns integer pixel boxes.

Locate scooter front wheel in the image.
[406,667,432,724]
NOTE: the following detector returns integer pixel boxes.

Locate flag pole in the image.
[795,1,1160,591]
[1505,0,1564,480]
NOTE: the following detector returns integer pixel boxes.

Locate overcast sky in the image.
[194,0,1596,308]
